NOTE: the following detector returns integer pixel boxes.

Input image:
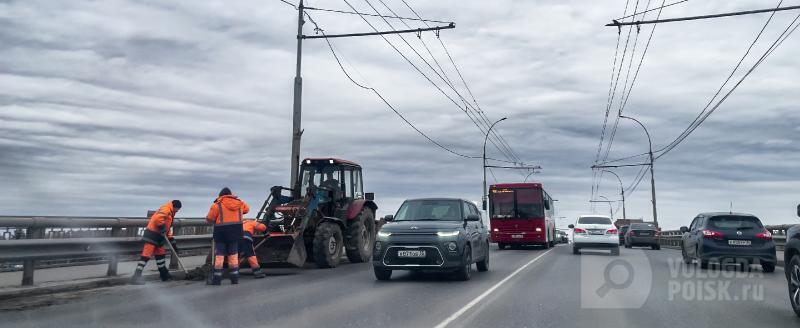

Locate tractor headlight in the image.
[377,231,392,238]
[436,231,460,237]
[446,241,458,252]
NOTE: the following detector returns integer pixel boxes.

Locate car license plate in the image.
[397,250,426,258]
[589,230,605,235]
[728,240,751,246]
[512,234,524,239]
[640,232,651,236]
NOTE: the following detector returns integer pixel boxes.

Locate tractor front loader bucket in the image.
[255,189,322,268]
[255,232,306,267]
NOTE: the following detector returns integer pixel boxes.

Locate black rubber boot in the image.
[209,268,222,286]
[252,267,266,279]
[230,267,239,285]
[130,269,145,285]
[158,266,172,282]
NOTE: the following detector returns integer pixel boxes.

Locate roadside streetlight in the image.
[601,170,626,220]
[483,117,507,210]
[619,114,658,226]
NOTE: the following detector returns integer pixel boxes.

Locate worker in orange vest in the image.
[206,187,248,285]
[241,219,267,279]
[130,200,181,285]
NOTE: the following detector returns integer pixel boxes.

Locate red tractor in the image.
[252,158,378,268]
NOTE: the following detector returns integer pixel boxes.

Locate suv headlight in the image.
[377,231,392,237]
[436,231,460,237]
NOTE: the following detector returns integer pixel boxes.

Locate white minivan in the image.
[569,215,619,255]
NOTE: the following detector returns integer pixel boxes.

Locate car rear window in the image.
[578,217,612,225]
[706,216,763,229]
[630,223,656,230]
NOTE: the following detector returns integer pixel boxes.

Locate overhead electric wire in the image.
[342,0,524,165]
[276,1,491,161]
[304,5,452,24]
[616,0,688,21]
[398,0,525,166]
[362,0,519,165]
[593,0,635,201]
[654,0,790,159]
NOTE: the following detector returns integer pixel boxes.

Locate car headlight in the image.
[493,228,499,232]
[535,227,542,232]
[377,231,391,237]
[436,231,460,237]
[446,241,458,252]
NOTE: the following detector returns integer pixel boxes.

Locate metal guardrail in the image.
[0,216,213,286]
[658,224,794,251]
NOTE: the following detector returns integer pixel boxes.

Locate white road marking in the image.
[434,247,556,328]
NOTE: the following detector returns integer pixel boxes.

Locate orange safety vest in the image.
[206,195,249,226]
[242,220,267,241]
[142,202,176,245]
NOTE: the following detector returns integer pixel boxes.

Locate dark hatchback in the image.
[373,198,490,281]
[680,212,776,272]
[784,204,800,317]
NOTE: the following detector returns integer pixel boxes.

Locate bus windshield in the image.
[490,188,544,219]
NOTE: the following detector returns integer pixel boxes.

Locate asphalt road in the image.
[2,244,798,328]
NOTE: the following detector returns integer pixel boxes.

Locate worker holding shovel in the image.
[206,187,249,285]
[130,200,182,285]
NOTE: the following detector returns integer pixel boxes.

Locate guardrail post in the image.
[106,227,123,276]
[22,227,45,285]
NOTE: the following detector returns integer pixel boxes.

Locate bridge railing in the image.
[0,216,212,286]
[658,224,794,251]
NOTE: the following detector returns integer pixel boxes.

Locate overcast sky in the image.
[1,0,798,229]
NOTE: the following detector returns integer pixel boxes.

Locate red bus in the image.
[488,182,556,249]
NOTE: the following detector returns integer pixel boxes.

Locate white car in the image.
[569,215,619,255]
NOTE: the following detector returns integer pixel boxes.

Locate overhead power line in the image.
[343,0,527,166]
[608,4,800,26]
[655,1,798,159]
[616,0,688,21]
[398,0,525,167]
[304,5,453,24]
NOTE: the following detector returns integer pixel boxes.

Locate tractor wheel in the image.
[313,221,344,268]
[346,208,375,263]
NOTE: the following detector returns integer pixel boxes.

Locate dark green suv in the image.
[373,198,490,281]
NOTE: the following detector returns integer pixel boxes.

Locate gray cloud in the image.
[0,0,798,228]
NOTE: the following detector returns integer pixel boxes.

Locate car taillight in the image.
[756,230,772,240]
[574,228,586,233]
[655,231,661,236]
[702,229,724,239]
[607,229,618,235]
[627,231,633,236]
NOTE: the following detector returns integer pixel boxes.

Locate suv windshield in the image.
[707,215,763,230]
[395,200,462,221]
[490,188,544,218]
[630,223,657,230]
[578,216,612,225]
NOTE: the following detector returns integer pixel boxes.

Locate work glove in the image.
[168,237,180,253]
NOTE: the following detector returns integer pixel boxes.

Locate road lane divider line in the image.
[433,248,555,328]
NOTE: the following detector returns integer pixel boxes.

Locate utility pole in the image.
[290,0,305,190]
[620,115,658,227]
[285,1,455,190]
[602,170,626,220]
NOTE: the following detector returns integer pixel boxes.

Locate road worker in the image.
[206,187,249,285]
[240,219,268,279]
[130,200,181,285]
